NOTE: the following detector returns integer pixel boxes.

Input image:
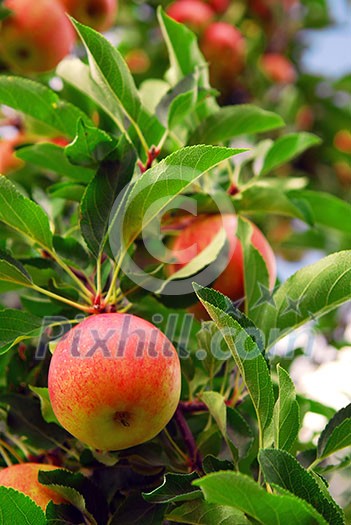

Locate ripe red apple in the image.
[167,0,214,33]
[168,214,276,318]
[48,313,181,451]
[200,22,246,90]
[125,49,150,74]
[0,0,75,74]
[0,463,65,510]
[260,53,296,84]
[58,0,117,32]
[334,130,351,154]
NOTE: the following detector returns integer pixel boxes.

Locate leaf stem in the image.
[173,405,203,473]
[48,250,94,302]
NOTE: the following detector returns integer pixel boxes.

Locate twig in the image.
[173,406,202,473]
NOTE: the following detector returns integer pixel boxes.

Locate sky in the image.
[301,0,351,78]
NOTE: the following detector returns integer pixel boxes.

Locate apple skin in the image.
[0,463,65,510]
[168,214,276,319]
[58,0,117,32]
[48,313,181,451]
[204,0,230,14]
[167,0,214,33]
[0,0,75,74]
[200,22,246,90]
[0,136,24,174]
[260,53,296,84]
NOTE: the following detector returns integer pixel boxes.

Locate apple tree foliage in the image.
[0,4,351,525]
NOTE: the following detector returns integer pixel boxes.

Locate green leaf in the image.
[110,493,166,525]
[259,449,344,525]
[258,251,351,348]
[143,472,201,504]
[80,137,136,257]
[226,406,254,460]
[0,394,70,450]
[194,285,274,443]
[202,455,234,474]
[53,236,90,269]
[0,250,33,287]
[260,132,322,175]
[0,486,46,525]
[237,217,271,318]
[16,143,94,182]
[287,190,351,235]
[45,502,84,524]
[0,76,90,139]
[65,119,116,168]
[166,500,250,524]
[156,70,200,129]
[189,105,285,145]
[39,469,109,525]
[0,177,53,250]
[48,182,86,202]
[115,146,244,259]
[273,365,300,451]
[0,308,43,353]
[194,471,328,525]
[29,386,60,425]
[317,403,351,460]
[71,20,163,154]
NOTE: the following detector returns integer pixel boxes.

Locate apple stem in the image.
[173,406,203,473]
[138,145,161,173]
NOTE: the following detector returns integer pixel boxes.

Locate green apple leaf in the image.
[0,250,33,287]
[53,236,90,269]
[273,365,300,451]
[258,449,344,525]
[166,500,250,524]
[194,285,274,443]
[260,132,322,175]
[0,177,53,250]
[110,493,166,525]
[48,182,86,202]
[0,308,43,354]
[39,469,109,525]
[287,190,351,235]
[16,142,94,182]
[189,105,285,145]
[71,20,164,155]
[0,487,46,525]
[202,455,234,473]
[317,403,351,460]
[226,406,254,459]
[0,394,70,449]
[45,501,84,524]
[0,76,91,138]
[115,146,244,258]
[80,136,137,257]
[257,251,351,348]
[29,386,60,425]
[194,471,328,524]
[156,70,200,129]
[65,119,116,168]
[143,472,201,503]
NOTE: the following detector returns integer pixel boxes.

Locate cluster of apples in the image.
[0,0,118,74]
[166,0,296,92]
[167,0,245,91]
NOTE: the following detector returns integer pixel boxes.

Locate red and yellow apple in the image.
[0,136,24,174]
[260,53,296,84]
[58,0,117,32]
[204,0,230,14]
[0,463,65,510]
[168,214,276,318]
[167,0,214,33]
[200,22,246,90]
[48,313,181,451]
[0,0,75,74]
[334,130,351,154]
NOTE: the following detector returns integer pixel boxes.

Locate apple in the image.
[260,53,296,84]
[200,22,246,90]
[48,313,181,451]
[0,136,24,174]
[334,130,351,154]
[0,463,65,510]
[168,214,276,318]
[58,0,117,32]
[167,0,214,33]
[125,49,150,75]
[0,0,75,74]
